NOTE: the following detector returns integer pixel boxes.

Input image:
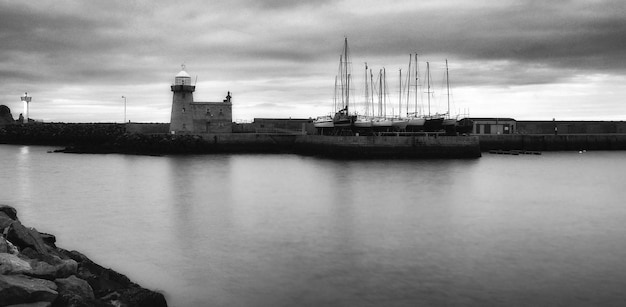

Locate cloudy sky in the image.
[1,0,625,123]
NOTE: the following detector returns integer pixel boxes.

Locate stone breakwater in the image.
[0,205,167,307]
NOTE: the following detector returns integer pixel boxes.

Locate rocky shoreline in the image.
[0,205,167,307]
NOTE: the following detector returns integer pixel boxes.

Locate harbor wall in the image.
[4,123,625,155]
[478,134,626,151]
[294,135,481,158]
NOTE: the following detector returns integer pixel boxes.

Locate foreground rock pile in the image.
[0,205,167,307]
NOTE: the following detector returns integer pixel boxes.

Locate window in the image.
[182,108,186,113]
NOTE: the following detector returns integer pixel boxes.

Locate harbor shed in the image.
[469,118,517,135]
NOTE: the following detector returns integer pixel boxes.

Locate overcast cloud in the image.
[1,0,625,122]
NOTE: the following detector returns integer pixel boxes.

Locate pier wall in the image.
[125,123,169,134]
[5,123,625,155]
[198,133,297,152]
[294,135,481,158]
[478,134,626,151]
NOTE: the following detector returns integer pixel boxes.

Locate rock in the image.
[38,233,56,248]
[120,287,168,307]
[1,236,9,253]
[26,259,78,280]
[0,274,58,305]
[0,105,15,126]
[54,275,95,307]
[0,206,168,306]
[19,248,78,280]
[6,302,52,307]
[0,253,32,275]
[0,238,20,255]
[0,211,15,230]
[7,240,20,255]
[0,204,18,220]
[7,221,49,254]
[61,250,134,296]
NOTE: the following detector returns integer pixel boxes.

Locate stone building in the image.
[170,66,233,134]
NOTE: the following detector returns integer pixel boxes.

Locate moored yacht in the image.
[314,115,334,128]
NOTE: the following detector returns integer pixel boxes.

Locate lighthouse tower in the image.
[169,65,195,133]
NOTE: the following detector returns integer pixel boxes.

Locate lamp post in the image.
[121,96,127,123]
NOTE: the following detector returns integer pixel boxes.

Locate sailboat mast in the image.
[364,63,369,117]
[383,68,387,117]
[406,54,411,116]
[378,69,383,117]
[446,59,450,118]
[339,55,344,109]
[370,69,375,117]
[427,61,431,117]
[414,54,419,114]
[399,68,402,118]
[344,37,349,112]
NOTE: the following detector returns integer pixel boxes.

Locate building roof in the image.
[175,69,191,78]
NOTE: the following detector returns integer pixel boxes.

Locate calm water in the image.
[1,144,626,306]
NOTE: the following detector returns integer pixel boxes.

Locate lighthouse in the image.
[169,65,196,133]
[169,65,233,134]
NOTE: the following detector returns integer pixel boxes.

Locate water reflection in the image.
[2,145,626,306]
[14,146,33,207]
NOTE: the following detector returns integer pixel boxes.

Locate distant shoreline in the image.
[1,123,625,157]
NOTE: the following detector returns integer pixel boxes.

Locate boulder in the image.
[61,250,134,295]
[1,237,9,253]
[25,259,78,280]
[0,206,168,306]
[5,302,52,307]
[119,287,168,307]
[54,275,95,307]
[7,221,49,254]
[0,253,32,275]
[38,233,56,248]
[0,274,58,305]
[19,248,78,280]
[0,204,18,220]
[1,211,15,230]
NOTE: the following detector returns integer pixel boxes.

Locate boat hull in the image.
[423,117,444,132]
[372,118,392,131]
[392,119,409,130]
[314,122,334,128]
[443,119,457,126]
[354,121,373,128]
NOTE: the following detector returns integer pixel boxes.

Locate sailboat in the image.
[314,76,336,130]
[422,61,444,132]
[372,68,392,131]
[391,68,408,131]
[406,54,426,131]
[441,59,458,130]
[354,63,373,129]
[332,37,356,128]
[314,115,334,128]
